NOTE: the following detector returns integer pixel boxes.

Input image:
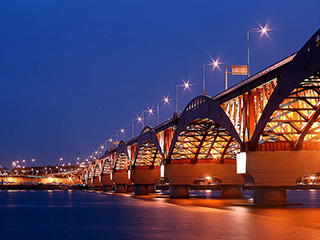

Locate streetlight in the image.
[157,96,170,125]
[139,109,153,129]
[120,124,130,141]
[175,80,191,113]
[247,25,268,77]
[202,60,219,95]
[108,135,116,148]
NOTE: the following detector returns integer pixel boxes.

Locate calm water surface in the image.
[0,190,320,240]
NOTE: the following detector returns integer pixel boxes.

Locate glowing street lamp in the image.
[108,135,116,148]
[156,96,170,125]
[139,109,152,129]
[175,80,191,113]
[202,60,219,95]
[117,124,130,141]
[247,25,268,77]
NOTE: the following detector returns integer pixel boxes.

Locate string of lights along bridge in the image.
[82,27,320,204]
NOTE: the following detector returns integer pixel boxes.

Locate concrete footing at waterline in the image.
[169,185,190,198]
[253,187,287,204]
[134,184,157,195]
[169,184,244,199]
[134,185,149,195]
[148,184,156,193]
[127,185,134,192]
[103,185,113,192]
[221,185,243,199]
[115,184,127,193]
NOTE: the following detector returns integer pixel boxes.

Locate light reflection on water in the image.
[0,190,319,240]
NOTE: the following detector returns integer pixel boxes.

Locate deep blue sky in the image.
[1,0,319,167]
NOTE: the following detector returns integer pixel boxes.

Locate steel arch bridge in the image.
[83,28,320,202]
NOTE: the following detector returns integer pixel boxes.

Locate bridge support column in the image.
[94,186,103,191]
[253,187,287,204]
[169,185,189,198]
[103,185,113,192]
[134,184,149,195]
[221,185,243,199]
[127,185,134,192]
[115,184,127,193]
[148,184,156,193]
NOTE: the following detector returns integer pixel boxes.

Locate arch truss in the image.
[114,141,130,172]
[170,118,240,164]
[102,156,113,175]
[94,163,101,177]
[133,126,164,168]
[259,72,320,150]
[88,167,93,180]
[167,95,241,164]
[134,141,162,167]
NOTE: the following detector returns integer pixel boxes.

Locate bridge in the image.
[83,28,320,204]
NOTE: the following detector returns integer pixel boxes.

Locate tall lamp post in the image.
[121,124,130,141]
[175,81,191,113]
[108,135,116,148]
[157,97,170,125]
[140,109,152,129]
[202,60,218,95]
[247,26,267,77]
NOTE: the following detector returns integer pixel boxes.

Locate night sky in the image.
[1,0,319,168]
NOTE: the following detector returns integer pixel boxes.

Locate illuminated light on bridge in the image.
[82,28,320,204]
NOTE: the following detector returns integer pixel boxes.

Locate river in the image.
[0,190,319,240]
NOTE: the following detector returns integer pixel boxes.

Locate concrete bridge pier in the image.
[115,184,127,193]
[253,187,287,204]
[87,179,95,190]
[94,186,103,191]
[134,184,149,195]
[112,171,133,193]
[147,184,156,193]
[103,185,113,192]
[130,167,160,195]
[245,151,320,204]
[221,185,243,199]
[127,185,134,192]
[101,174,114,192]
[169,185,190,198]
[165,164,244,198]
